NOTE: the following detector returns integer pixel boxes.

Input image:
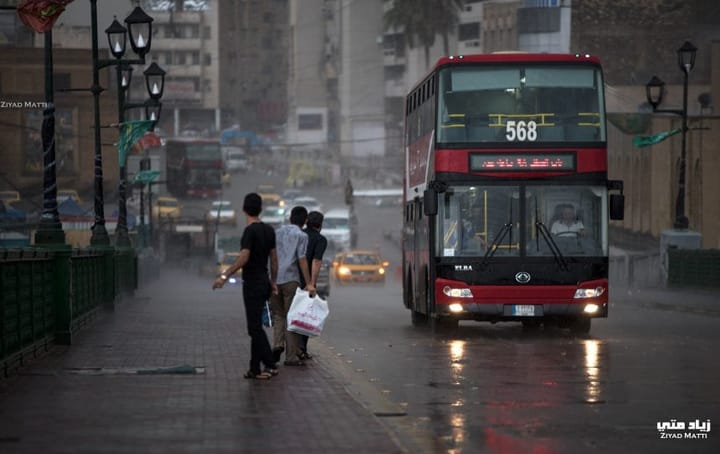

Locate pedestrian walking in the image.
[298,210,328,360]
[270,205,315,366]
[212,192,279,380]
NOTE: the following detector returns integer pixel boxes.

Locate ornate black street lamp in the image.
[645,41,697,230]
[86,1,152,246]
[117,61,165,247]
[85,1,155,247]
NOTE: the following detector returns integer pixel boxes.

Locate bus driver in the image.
[551,204,586,237]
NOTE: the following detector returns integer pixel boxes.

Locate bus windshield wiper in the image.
[535,201,568,271]
[479,222,512,268]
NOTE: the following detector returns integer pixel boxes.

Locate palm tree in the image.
[383,0,464,68]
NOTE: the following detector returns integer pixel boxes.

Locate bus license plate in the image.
[512,305,535,316]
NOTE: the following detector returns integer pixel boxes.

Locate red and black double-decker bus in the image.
[403,53,624,333]
[165,138,223,198]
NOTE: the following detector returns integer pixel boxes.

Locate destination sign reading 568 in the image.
[470,153,576,171]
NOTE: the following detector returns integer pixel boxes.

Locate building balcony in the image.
[385,79,406,98]
[384,50,406,67]
[166,64,203,78]
[152,38,204,51]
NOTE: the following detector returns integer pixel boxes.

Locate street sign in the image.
[133,170,160,184]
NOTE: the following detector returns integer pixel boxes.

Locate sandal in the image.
[243,370,273,380]
[283,359,306,367]
[265,368,279,376]
[298,352,313,361]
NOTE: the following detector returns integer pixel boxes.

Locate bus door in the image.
[412,197,430,315]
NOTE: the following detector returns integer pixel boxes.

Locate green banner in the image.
[133,169,160,184]
[118,120,154,167]
[633,128,681,148]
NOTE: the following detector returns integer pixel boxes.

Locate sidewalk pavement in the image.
[609,244,720,317]
[611,285,720,317]
[0,270,406,454]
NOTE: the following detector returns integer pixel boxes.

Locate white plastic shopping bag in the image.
[287,288,329,337]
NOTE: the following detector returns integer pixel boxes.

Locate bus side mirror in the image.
[609,194,624,220]
[423,188,437,216]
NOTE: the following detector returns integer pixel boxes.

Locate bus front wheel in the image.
[411,310,428,326]
[569,317,591,335]
[431,316,458,333]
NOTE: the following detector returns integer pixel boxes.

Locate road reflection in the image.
[584,339,604,404]
[413,327,610,453]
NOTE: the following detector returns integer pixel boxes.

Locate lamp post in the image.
[645,41,698,230]
[87,0,153,245]
[101,7,155,248]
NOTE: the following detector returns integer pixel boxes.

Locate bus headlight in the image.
[443,286,473,298]
[338,266,351,276]
[583,304,600,314]
[228,277,237,284]
[449,303,464,313]
[378,268,385,275]
[574,287,605,299]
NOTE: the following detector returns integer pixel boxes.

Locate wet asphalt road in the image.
[204,169,720,453]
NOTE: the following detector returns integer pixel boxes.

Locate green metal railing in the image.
[0,249,55,377]
[0,246,138,377]
[668,249,720,288]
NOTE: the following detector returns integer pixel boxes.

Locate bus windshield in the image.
[436,64,605,144]
[435,184,607,258]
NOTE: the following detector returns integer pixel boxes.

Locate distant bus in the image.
[165,138,223,198]
[402,53,625,334]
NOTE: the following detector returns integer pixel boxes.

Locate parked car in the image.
[260,205,285,229]
[285,196,322,220]
[224,147,250,173]
[316,258,331,298]
[322,207,358,250]
[152,196,182,220]
[0,200,26,223]
[257,184,282,206]
[216,252,241,285]
[207,200,237,226]
[57,189,82,205]
[279,188,304,208]
[0,190,21,208]
[332,249,389,285]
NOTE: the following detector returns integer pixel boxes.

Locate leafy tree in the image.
[383,0,464,68]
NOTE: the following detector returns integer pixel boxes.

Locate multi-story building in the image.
[217,0,288,135]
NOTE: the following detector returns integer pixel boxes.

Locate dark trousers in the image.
[300,334,309,352]
[242,280,276,373]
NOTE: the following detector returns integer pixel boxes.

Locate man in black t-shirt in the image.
[298,211,328,360]
[213,193,279,380]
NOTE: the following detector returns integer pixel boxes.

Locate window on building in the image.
[187,24,199,38]
[458,22,480,41]
[204,26,211,39]
[176,52,186,65]
[204,53,212,66]
[192,52,200,65]
[298,113,322,130]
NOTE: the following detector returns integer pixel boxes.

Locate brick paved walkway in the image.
[0,270,405,454]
